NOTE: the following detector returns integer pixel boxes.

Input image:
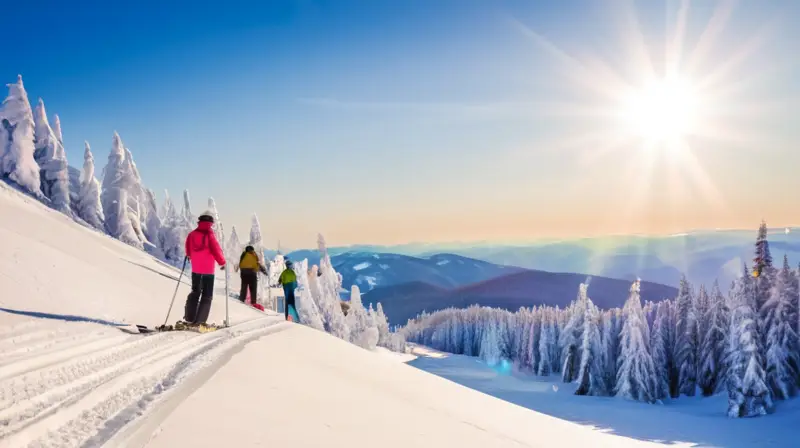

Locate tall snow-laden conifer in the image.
[699,280,730,396]
[615,279,658,403]
[0,75,41,196]
[726,267,772,417]
[32,99,70,213]
[763,255,800,400]
[575,284,607,396]
[561,291,586,383]
[651,300,678,399]
[675,276,698,396]
[77,141,104,230]
[100,132,141,247]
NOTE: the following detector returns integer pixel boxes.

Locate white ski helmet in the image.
[198,209,215,223]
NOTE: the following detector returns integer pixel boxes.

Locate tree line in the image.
[401,222,798,418]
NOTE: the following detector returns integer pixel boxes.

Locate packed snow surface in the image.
[407,345,799,448]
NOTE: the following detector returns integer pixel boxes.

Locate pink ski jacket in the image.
[185,221,226,275]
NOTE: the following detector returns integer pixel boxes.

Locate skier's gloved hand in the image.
[220,265,226,271]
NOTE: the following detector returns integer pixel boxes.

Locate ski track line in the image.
[0,325,97,363]
[0,331,178,408]
[104,321,292,448]
[0,331,126,381]
[1,318,287,448]
[0,331,189,437]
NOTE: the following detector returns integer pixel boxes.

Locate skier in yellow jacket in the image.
[235,246,267,305]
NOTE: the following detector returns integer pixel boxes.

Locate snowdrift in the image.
[0,182,659,447]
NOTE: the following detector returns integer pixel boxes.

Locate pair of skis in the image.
[118,321,223,334]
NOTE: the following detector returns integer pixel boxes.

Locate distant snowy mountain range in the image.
[361,272,677,325]
[281,228,800,290]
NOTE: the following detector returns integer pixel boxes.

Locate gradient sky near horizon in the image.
[3,0,799,249]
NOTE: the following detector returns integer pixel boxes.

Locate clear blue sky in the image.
[4,0,798,249]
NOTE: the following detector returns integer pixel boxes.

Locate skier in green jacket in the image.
[278,259,298,320]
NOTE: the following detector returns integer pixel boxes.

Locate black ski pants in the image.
[239,269,258,304]
[185,273,215,324]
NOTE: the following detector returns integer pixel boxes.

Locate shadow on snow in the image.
[0,306,126,328]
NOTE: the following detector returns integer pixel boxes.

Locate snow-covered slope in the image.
[115,323,660,448]
[0,181,663,447]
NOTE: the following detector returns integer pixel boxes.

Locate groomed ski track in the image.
[0,316,288,447]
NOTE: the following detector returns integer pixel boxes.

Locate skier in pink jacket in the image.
[183,210,226,325]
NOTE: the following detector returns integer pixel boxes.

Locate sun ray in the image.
[685,0,736,77]
[666,0,692,76]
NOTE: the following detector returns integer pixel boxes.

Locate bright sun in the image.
[621,76,699,145]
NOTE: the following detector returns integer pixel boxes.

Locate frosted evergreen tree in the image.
[76,142,104,230]
[0,75,41,196]
[754,222,776,327]
[575,284,607,396]
[675,276,699,396]
[32,99,70,213]
[601,310,622,391]
[227,225,243,263]
[181,189,194,228]
[207,197,224,249]
[763,255,800,400]
[100,132,141,247]
[347,285,379,350]
[292,258,325,331]
[699,280,730,396]
[480,316,502,366]
[561,293,586,382]
[725,269,772,417]
[651,300,677,399]
[538,309,554,376]
[316,234,350,340]
[615,279,658,403]
[158,189,187,265]
[112,189,142,249]
[373,302,392,348]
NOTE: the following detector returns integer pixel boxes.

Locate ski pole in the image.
[163,256,188,327]
[224,261,231,327]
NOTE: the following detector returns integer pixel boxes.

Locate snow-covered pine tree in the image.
[227,225,242,264]
[77,141,104,230]
[725,267,772,417]
[575,284,607,396]
[292,258,325,331]
[561,291,587,383]
[763,255,800,400]
[754,222,776,332]
[373,302,393,348]
[0,75,42,196]
[32,99,70,213]
[158,189,187,266]
[651,300,677,399]
[601,309,622,392]
[615,279,658,403]
[538,309,553,376]
[675,275,699,396]
[347,285,379,350]
[316,234,350,340]
[100,132,142,248]
[699,280,730,396]
[207,197,224,248]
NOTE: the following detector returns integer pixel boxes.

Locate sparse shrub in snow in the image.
[0,75,42,196]
[76,142,104,230]
[725,267,773,417]
[32,100,70,213]
[615,279,658,403]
